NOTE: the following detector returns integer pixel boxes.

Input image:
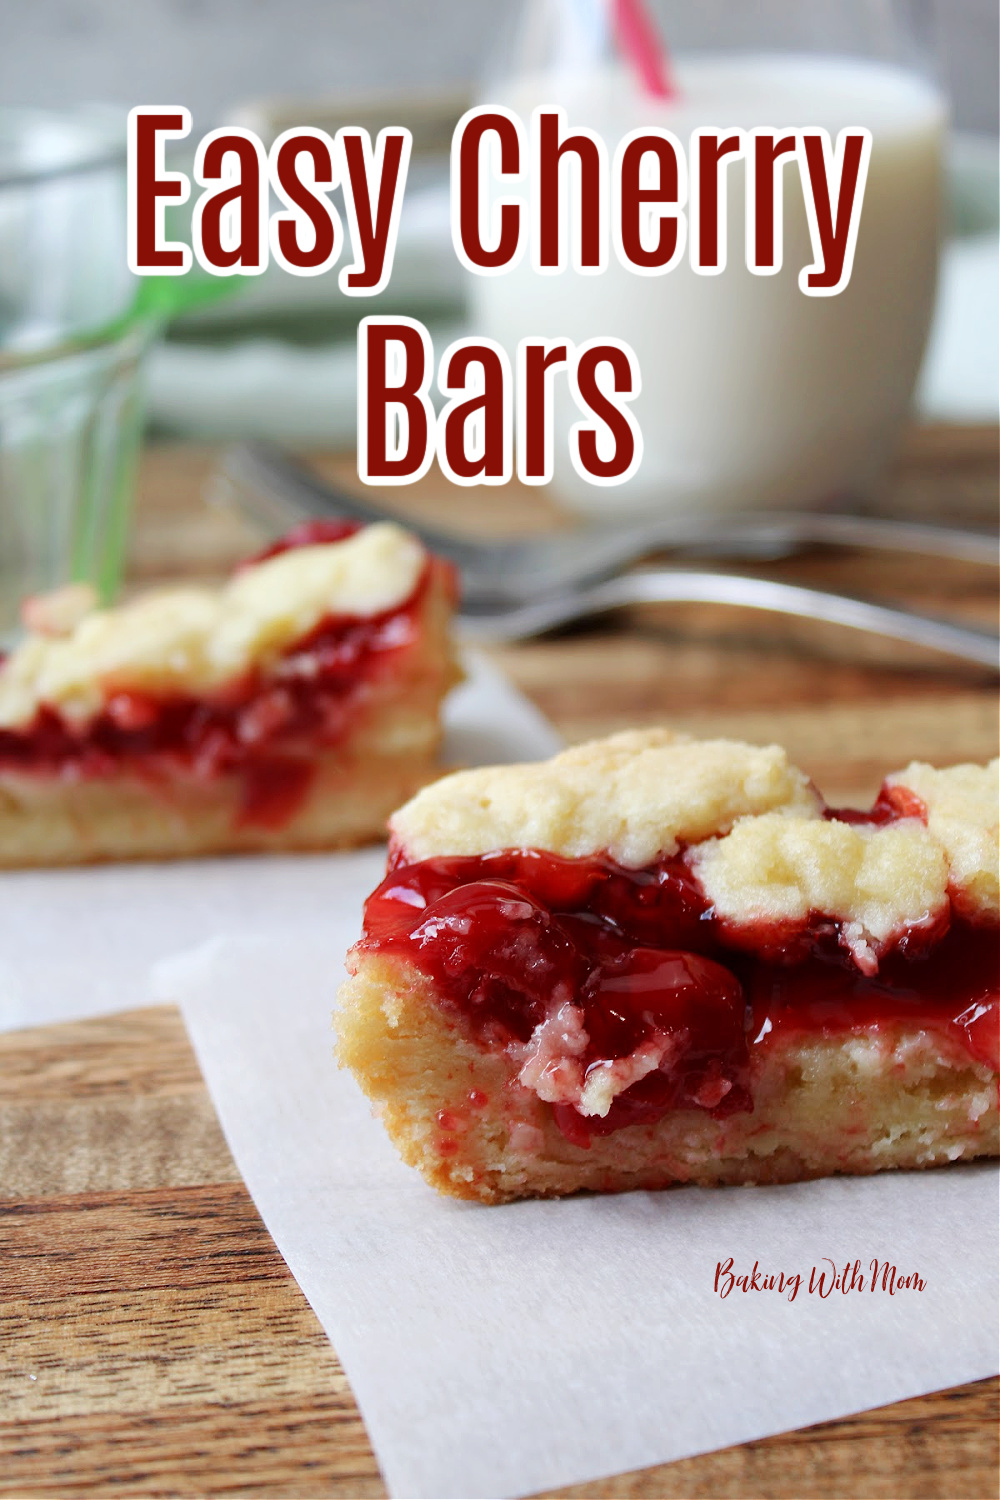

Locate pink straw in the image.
[611,0,677,100]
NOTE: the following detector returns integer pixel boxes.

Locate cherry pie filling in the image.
[360,791,999,1147]
[0,524,435,828]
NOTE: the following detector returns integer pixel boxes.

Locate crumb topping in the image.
[688,814,949,970]
[0,524,424,728]
[389,729,999,936]
[888,760,999,921]
[391,729,820,868]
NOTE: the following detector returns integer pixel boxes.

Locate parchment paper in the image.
[3,649,995,1499]
[155,926,999,1500]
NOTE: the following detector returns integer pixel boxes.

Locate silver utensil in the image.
[213,442,998,667]
[458,568,999,668]
[217,442,999,609]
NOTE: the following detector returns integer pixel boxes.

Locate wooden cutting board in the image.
[0,430,997,1497]
[1,1005,996,1499]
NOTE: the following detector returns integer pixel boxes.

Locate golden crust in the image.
[336,952,999,1204]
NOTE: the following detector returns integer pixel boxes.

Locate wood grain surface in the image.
[1,429,997,1498]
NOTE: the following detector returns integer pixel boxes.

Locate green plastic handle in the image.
[128,268,245,327]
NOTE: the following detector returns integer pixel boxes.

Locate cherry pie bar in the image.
[0,522,459,865]
[337,730,999,1202]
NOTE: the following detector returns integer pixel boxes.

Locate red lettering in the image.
[194,129,268,273]
[809,1259,837,1298]
[799,128,871,295]
[269,128,341,273]
[453,108,524,272]
[570,340,642,485]
[616,129,685,271]
[517,340,569,484]
[692,128,744,272]
[339,128,410,294]
[437,339,511,485]
[715,1258,735,1297]
[840,1258,866,1293]
[358,318,435,485]
[127,107,191,273]
[536,109,607,271]
[749,128,797,272]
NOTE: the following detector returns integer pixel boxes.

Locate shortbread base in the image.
[0,740,437,867]
[337,953,1000,1204]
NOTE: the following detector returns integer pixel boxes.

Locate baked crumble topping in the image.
[688,814,949,971]
[391,729,821,869]
[888,760,1000,920]
[0,523,424,728]
[390,730,999,927]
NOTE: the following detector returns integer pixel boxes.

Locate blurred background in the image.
[0,0,996,638]
[3,0,997,131]
[1,0,996,447]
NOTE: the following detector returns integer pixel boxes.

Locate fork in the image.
[458,568,1000,666]
[218,442,999,608]
[215,443,999,667]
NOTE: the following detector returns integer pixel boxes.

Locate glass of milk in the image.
[472,0,947,517]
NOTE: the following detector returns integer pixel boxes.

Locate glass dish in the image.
[0,108,145,644]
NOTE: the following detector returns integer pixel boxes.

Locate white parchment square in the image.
[156,926,1000,1500]
[3,646,995,1500]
